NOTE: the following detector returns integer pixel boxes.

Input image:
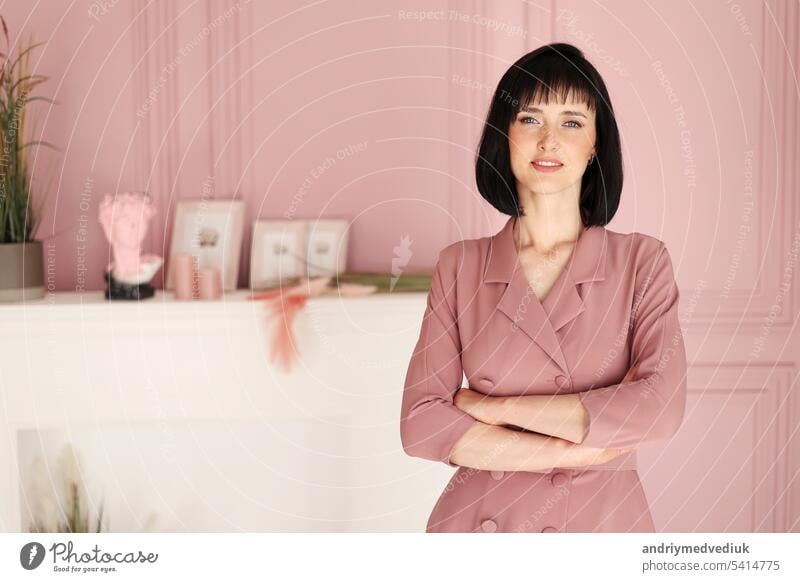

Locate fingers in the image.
[622,362,640,383]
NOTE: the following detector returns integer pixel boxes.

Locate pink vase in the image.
[173,254,199,300]
[198,267,222,300]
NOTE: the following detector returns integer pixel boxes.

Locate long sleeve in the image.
[399,245,480,467]
[578,242,687,448]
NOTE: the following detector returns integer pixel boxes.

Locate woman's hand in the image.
[567,443,633,466]
[454,388,505,426]
[622,362,640,384]
[562,364,638,466]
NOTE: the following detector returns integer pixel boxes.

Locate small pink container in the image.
[173,254,199,300]
[198,267,222,300]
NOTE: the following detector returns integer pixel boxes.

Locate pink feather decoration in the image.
[249,276,377,372]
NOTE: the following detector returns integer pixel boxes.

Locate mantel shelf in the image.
[0,290,427,323]
[0,288,433,532]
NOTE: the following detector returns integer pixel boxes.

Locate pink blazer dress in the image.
[400,215,687,533]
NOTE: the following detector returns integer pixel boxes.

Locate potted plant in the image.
[0,16,55,302]
[26,443,106,533]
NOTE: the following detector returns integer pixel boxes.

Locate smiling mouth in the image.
[531,161,564,170]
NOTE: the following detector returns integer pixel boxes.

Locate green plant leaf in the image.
[0,16,8,48]
[10,73,48,94]
[23,96,57,105]
[7,41,45,74]
[20,140,59,151]
[0,30,51,243]
[95,501,105,533]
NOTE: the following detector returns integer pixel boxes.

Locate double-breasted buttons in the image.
[480,519,498,532]
[550,472,568,487]
[554,375,570,388]
[490,470,505,480]
[541,526,557,533]
[479,377,494,388]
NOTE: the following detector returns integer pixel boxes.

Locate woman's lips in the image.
[531,161,564,172]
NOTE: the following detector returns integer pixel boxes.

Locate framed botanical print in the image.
[304,219,348,277]
[166,200,245,292]
[250,220,308,290]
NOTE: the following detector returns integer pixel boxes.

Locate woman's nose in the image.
[538,127,558,149]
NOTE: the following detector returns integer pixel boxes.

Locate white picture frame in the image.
[304,219,348,278]
[166,200,245,292]
[250,220,308,290]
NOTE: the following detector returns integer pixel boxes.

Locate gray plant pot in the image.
[0,241,45,302]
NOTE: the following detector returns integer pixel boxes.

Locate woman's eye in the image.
[519,117,582,128]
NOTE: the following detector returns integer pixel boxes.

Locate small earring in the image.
[588,154,595,165]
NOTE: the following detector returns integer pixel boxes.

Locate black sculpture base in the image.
[104,271,155,300]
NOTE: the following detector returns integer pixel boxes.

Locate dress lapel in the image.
[483,215,607,374]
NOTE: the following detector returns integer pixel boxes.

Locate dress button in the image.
[479,377,494,388]
[550,472,568,487]
[541,526,558,533]
[490,470,505,480]
[481,519,498,533]
[554,375,569,388]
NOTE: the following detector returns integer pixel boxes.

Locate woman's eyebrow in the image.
[520,106,588,119]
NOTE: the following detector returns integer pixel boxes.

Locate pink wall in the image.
[8,0,782,294]
[3,0,799,530]
[8,0,464,291]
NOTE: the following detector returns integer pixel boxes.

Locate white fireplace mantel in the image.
[0,290,448,532]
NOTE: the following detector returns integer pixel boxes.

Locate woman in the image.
[399,42,687,533]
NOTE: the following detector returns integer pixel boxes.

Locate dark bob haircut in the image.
[475,42,623,226]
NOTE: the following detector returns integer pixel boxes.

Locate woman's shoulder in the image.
[432,234,491,287]
[603,226,668,260]
[438,235,487,262]
[602,227,676,288]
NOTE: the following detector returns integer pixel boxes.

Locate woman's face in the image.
[507,94,597,197]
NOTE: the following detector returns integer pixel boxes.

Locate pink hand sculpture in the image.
[98,192,162,284]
